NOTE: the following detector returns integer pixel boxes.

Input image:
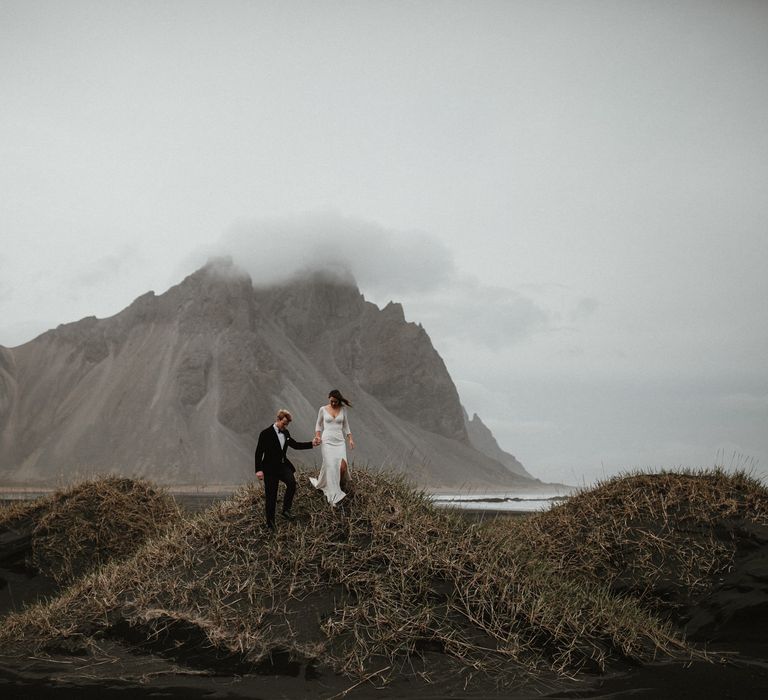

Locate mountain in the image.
[465,411,534,480]
[0,258,540,489]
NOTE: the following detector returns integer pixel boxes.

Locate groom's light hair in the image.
[276,409,292,421]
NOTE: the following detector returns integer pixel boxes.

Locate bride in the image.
[310,389,355,505]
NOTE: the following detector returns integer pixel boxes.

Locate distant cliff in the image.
[465,411,535,480]
[0,258,537,489]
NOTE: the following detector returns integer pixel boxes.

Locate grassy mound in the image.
[0,468,694,685]
[497,469,768,613]
[0,477,182,584]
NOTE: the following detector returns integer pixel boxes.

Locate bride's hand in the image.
[348,437,355,450]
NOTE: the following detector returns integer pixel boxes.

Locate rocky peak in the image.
[381,302,405,322]
[250,268,469,442]
[255,269,367,347]
[0,260,535,488]
[0,346,15,435]
[161,257,256,333]
[465,411,534,480]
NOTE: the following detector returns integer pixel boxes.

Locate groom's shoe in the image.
[280,510,296,521]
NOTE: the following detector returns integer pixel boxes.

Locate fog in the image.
[212,213,457,294]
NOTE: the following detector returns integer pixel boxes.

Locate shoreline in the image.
[3,471,768,698]
[0,496,540,518]
[1,489,565,515]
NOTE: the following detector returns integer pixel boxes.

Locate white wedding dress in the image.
[309,406,351,505]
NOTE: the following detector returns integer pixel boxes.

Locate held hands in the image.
[312,435,322,447]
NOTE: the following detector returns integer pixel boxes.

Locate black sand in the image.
[2,482,768,699]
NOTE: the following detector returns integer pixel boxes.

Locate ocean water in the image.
[2,491,570,514]
[430,492,569,513]
[0,491,52,501]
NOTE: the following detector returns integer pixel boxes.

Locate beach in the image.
[2,472,768,699]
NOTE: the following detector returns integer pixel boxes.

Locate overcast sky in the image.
[2,0,766,486]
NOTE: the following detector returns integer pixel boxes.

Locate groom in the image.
[255,409,316,530]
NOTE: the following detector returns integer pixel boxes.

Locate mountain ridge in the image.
[0,258,541,489]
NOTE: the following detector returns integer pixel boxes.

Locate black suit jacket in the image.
[255,425,313,475]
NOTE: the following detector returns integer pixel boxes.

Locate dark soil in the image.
[2,493,768,699]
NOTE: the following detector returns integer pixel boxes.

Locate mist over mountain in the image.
[0,258,538,489]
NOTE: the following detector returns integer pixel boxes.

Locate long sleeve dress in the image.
[309,406,351,505]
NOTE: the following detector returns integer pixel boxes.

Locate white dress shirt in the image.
[273,423,286,449]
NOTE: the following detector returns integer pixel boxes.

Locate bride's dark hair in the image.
[328,389,351,407]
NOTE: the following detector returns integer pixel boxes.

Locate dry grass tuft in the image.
[0,476,182,584]
[488,468,768,612]
[4,468,760,685]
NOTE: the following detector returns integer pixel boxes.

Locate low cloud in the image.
[212,212,457,296]
[406,279,551,350]
[69,250,142,290]
[61,248,151,307]
[201,212,559,351]
[569,297,600,322]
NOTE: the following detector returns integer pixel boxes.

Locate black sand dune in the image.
[1,468,768,698]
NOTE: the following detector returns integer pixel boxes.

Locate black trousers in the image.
[263,464,296,526]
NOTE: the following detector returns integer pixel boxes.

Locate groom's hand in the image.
[256,470,264,480]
